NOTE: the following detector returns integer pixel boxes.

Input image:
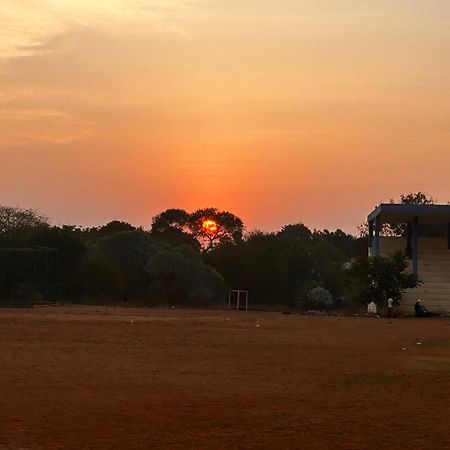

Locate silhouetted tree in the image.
[188,208,244,251]
[399,192,436,205]
[313,229,358,260]
[151,209,190,233]
[151,207,243,252]
[278,223,312,240]
[0,205,48,238]
[98,220,136,236]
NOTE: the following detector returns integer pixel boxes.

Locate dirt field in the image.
[0,306,449,450]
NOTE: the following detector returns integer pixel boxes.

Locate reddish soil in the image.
[0,306,449,449]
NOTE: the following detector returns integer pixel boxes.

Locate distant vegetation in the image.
[0,199,424,310]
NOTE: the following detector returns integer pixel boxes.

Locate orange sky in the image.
[1,1,449,233]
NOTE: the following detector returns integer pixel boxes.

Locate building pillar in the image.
[406,221,413,258]
[412,216,419,274]
[448,223,450,250]
[374,215,381,256]
[368,220,374,255]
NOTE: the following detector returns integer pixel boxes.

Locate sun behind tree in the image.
[201,219,218,235]
[151,207,243,252]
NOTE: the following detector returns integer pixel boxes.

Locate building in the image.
[367,203,450,313]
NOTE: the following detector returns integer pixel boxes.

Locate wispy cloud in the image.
[0,0,190,59]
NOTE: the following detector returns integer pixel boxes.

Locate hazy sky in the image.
[1,1,449,233]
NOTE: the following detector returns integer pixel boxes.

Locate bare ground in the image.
[0,306,449,449]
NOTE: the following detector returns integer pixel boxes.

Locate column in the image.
[412,216,419,274]
[406,221,413,258]
[447,223,450,250]
[374,215,381,257]
[368,220,374,256]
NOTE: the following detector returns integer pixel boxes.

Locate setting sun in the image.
[202,219,218,235]
[0,1,449,233]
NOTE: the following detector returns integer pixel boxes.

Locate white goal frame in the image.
[228,290,249,311]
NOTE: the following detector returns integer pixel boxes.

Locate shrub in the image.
[297,286,333,311]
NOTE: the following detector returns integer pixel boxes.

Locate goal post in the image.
[228,290,248,311]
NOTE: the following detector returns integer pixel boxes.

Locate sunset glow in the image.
[1,1,449,232]
[202,219,218,236]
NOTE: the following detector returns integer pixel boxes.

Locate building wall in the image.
[378,236,407,257]
[378,237,450,313]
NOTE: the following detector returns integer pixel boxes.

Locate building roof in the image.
[368,203,450,224]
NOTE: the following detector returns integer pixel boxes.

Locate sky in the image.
[1,0,449,234]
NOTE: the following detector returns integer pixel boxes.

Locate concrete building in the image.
[367,203,450,313]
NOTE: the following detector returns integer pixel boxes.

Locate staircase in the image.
[380,237,450,313]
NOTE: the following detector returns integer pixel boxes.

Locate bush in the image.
[297,286,333,311]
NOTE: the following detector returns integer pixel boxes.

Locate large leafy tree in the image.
[188,208,244,251]
[349,251,421,308]
[399,192,436,205]
[151,209,199,250]
[313,228,358,260]
[278,223,312,240]
[151,209,190,233]
[151,207,243,252]
[97,221,136,236]
[0,205,48,238]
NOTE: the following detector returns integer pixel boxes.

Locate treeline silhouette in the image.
[0,205,367,309]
